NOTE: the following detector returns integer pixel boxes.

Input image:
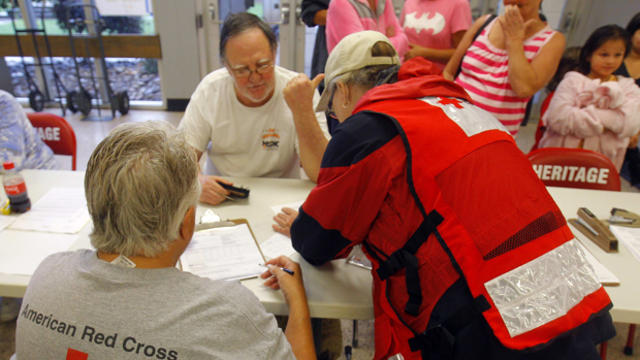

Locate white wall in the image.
[572,0,640,46]
[152,0,202,107]
[560,0,640,47]
[541,0,566,30]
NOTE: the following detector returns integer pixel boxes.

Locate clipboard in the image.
[569,208,618,253]
[194,218,265,259]
[180,218,267,281]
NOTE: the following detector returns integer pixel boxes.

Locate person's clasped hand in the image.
[283,73,325,116]
[260,255,306,304]
[594,83,624,109]
[198,174,231,205]
[577,91,595,108]
[498,5,536,44]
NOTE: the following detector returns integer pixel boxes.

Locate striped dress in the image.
[456,19,557,137]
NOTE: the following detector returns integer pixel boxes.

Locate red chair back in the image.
[27,113,77,170]
[528,147,621,191]
[530,91,554,152]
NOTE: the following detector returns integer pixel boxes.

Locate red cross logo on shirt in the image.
[438,97,464,109]
[67,348,88,360]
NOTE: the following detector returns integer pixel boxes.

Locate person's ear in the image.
[336,81,350,105]
[179,206,196,242]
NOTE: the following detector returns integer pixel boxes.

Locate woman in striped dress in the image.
[443,0,565,137]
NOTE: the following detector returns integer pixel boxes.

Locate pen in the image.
[259,263,295,276]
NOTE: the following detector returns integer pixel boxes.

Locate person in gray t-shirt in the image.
[15,121,316,360]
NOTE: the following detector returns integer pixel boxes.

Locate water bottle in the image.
[2,162,31,213]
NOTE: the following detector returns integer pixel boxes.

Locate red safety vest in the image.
[355,91,612,356]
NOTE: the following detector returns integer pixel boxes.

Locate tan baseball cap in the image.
[316,31,400,112]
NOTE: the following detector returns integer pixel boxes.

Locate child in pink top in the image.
[540,25,640,170]
[326,0,408,58]
[400,0,472,70]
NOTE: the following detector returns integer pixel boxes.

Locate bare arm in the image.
[443,15,491,80]
[284,74,329,183]
[405,30,467,63]
[501,6,566,98]
[260,256,315,360]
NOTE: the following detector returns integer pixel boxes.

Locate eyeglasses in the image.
[325,86,337,120]
[229,60,274,78]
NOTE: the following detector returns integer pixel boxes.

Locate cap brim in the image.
[315,89,331,113]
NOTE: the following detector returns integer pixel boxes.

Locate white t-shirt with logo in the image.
[180,66,327,178]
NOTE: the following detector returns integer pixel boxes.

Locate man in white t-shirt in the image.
[180,12,328,205]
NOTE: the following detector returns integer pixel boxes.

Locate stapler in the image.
[608,208,640,228]
[568,207,618,253]
[216,181,250,199]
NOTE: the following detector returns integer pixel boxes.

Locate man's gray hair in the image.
[220,12,277,62]
[85,121,201,257]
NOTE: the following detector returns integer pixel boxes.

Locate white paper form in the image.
[260,232,296,259]
[0,215,16,232]
[610,225,640,264]
[9,187,90,234]
[576,240,619,285]
[271,201,304,214]
[0,230,77,275]
[181,223,265,282]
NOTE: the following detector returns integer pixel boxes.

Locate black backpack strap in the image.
[376,210,444,316]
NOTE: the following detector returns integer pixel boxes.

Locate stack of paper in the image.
[271,201,304,214]
[181,222,265,281]
[610,225,640,263]
[0,215,15,232]
[577,240,619,285]
[9,187,90,234]
[260,232,296,259]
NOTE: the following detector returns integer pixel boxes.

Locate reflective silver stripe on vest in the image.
[484,239,601,337]
[419,97,509,137]
[347,0,385,19]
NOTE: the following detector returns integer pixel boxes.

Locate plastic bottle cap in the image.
[3,162,15,170]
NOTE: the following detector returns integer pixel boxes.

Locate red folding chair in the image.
[27,112,77,170]
[528,147,621,191]
[530,91,554,152]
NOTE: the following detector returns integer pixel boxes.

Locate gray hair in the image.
[85,121,201,257]
[220,12,277,62]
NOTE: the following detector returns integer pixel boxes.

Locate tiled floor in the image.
[1,107,639,360]
[44,107,184,171]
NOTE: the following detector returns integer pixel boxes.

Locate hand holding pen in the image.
[260,255,307,306]
[260,263,295,276]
